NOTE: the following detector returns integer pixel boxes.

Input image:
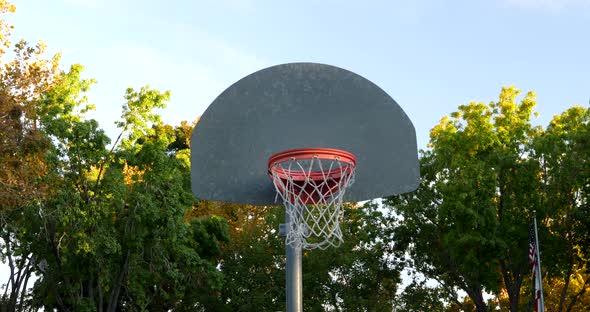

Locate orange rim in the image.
[268,148,356,182]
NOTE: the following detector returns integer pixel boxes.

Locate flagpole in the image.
[533,210,545,312]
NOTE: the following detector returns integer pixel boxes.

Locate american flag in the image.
[529,224,538,274]
[529,222,543,312]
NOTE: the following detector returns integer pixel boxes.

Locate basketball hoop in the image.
[268,148,356,250]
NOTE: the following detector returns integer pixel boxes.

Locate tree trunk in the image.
[500,259,524,312]
[496,175,526,312]
[17,261,32,312]
[4,236,16,312]
[98,276,103,312]
[508,278,523,311]
[435,239,488,312]
[470,290,488,312]
[106,249,130,312]
[49,225,73,312]
[3,239,34,312]
[500,260,512,311]
[87,279,94,309]
[558,260,573,312]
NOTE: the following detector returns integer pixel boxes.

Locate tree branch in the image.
[95,127,126,191]
[565,274,590,312]
[17,259,33,312]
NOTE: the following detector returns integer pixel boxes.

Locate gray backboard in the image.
[190,63,419,205]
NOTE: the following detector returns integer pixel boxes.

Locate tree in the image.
[303,201,403,311]
[190,199,404,311]
[0,1,60,310]
[392,280,449,312]
[386,86,543,312]
[534,106,590,312]
[189,202,286,311]
[21,69,232,311]
[0,31,231,308]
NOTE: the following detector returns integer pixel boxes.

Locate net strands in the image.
[269,149,356,250]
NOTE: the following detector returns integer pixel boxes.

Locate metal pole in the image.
[533,211,545,312]
[283,203,302,312]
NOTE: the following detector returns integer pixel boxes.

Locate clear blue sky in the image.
[8,0,590,148]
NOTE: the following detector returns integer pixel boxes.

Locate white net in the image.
[269,155,356,250]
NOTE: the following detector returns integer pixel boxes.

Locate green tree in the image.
[393,281,446,312]
[191,200,403,311]
[190,202,285,311]
[2,61,230,311]
[303,201,402,311]
[386,86,543,312]
[392,280,471,312]
[534,106,590,312]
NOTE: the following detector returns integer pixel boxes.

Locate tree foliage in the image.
[534,106,590,312]
[188,200,403,311]
[1,4,229,309]
[386,87,590,312]
[2,2,590,310]
[22,70,230,311]
[1,2,60,310]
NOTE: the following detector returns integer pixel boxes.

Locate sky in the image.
[6,0,590,149]
[2,0,590,297]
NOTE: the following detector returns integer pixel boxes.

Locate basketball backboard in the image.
[190,62,419,205]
